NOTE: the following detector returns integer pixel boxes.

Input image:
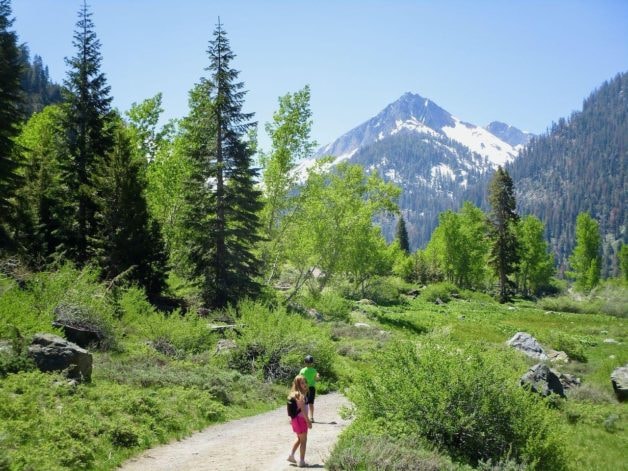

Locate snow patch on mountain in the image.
[441,116,517,166]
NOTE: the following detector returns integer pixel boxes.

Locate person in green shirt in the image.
[299,355,320,423]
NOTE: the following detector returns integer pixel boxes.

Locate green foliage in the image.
[61,1,114,265]
[13,105,68,268]
[488,167,519,303]
[0,370,224,470]
[0,264,118,340]
[327,432,461,471]
[300,289,351,321]
[180,22,262,308]
[546,332,588,363]
[425,203,490,290]
[92,121,167,295]
[226,301,336,383]
[421,281,458,303]
[0,0,24,247]
[348,340,569,468]
[259,86,315,283]
[515,215,555,296]
[283,162,399,300]
[568,212,602,293]
[395,215,410,254]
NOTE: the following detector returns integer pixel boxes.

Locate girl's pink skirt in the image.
[291,415,308,434]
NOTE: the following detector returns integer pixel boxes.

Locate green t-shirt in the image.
[300,366,318,387]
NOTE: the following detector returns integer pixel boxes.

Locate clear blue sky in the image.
[11,0,628,152]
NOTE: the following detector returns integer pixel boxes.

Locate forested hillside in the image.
[508,72,627,276]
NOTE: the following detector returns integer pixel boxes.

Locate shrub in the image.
[421,281,459,303]
[348,340,568,469]
[226,301,337,384]
[546,332,589,363]
[327,433,457,471]
[301,289,351,321]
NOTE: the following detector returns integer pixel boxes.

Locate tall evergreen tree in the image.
[61,0,113,264]
[487,166,519,303]
[13,105,68,268]
[395,215,410,254]
[0,0,23,249]
[92,121,167,295]
[182,20,262,308]
[568,212,602,292]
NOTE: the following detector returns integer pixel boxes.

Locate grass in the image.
[1,266,627,470]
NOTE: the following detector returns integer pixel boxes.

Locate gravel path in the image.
[119,392,351,471]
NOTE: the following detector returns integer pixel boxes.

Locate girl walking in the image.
[287,374,312,467]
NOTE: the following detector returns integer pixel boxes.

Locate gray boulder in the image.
[520,363,565,397]
[507,332,548,360]
[28,333,92,382]
[610,364,628,401]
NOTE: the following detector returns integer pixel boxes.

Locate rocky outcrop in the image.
[28,333,92,382]
[507,332,548,360]
[520,363,564,397]
[610,364,628,401]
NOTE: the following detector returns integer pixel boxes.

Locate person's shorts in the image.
[306,386,316,405]
[291,414,308,434]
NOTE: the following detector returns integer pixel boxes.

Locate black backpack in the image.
[287,397,300,419]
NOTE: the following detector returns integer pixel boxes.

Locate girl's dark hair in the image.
[305,355,314,364]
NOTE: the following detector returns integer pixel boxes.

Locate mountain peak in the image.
[315,92,518,166]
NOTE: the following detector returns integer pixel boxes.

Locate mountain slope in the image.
[315,92,519,167]
[507,72,627,276]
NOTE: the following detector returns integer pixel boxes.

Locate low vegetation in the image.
[1,265,626,470]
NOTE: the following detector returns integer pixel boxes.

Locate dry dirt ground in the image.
[119,392,352,471]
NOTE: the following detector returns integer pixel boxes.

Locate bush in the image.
[422,282,458,303]
[301,289,351,321]
[546,332,589,363]
[327,433,458,471]
[226,301,337,384]
[348,340,569,469]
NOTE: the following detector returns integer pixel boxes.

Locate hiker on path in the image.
[299,355,320,423]
[287,374,312,467]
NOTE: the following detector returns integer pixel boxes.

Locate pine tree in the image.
[182,20,262,308]
[395,215,410,254]
[0,0,23,249]
[487,166,519,303]
[92,121,167,295]
[61,0,113,264]
[13,105,68,268]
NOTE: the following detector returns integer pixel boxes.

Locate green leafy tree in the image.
[13,105,68,267]
[568,212,602,292]
[92,120,167,295]
[487,166,519,303]
[425,202,489,289]
[395,215,410,254]
[284,162,399,299]
[125,92,173,162]
[145,133,193,275]
[182,21,262,308]
[260,85,315,282]
[0,0,24,248]
[620,243,628,282]
[515,215,554,296]
[61,0,113,264]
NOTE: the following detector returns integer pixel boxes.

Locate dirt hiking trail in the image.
[119,392,351,471]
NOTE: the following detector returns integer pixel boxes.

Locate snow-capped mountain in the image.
[295,92,531,248]
[485,121,534,152]
[313,92,521,166]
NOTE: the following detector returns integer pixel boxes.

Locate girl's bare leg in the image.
[297,432,308,462]
[290,436,300,457]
